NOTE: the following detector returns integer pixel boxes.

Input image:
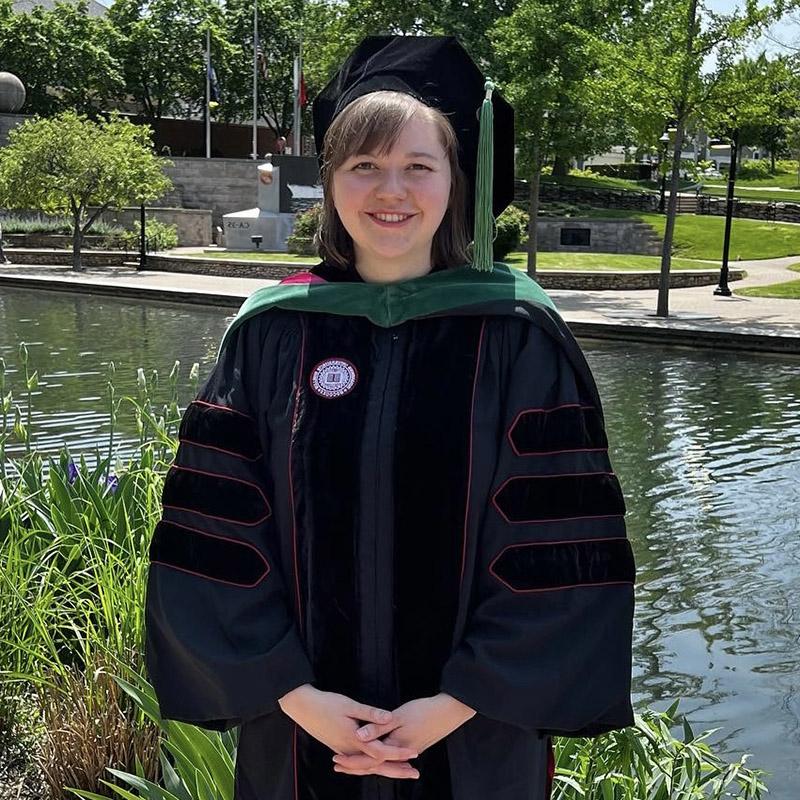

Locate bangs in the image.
[322,91,445,174]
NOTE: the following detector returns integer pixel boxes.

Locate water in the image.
[2,287,799,794]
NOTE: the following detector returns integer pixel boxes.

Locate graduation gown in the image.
[145,263,636,800]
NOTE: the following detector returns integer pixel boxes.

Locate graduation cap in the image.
[312,35,515,271]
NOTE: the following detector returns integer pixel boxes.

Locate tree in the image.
[785,117,800,185]
[108,0,225,131]
[490,0,634,276]
[0,0,123,116]
[0,112,172,271]
[609,0,785,316]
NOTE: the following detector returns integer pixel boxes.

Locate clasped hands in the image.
[278,683,475,779]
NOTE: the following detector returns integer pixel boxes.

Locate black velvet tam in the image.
[312,35,515,236]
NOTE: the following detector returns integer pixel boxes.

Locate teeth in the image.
[373,213,411,222]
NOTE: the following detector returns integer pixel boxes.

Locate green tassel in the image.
[471,80,495,272]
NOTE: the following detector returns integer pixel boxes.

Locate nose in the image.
[374,168,407,200]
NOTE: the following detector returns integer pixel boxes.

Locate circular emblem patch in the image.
[310,358,358,399]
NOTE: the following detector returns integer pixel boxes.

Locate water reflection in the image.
[2,289,799,793]
[589,342,800,792]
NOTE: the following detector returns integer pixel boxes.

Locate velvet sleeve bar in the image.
[439,319,636,738]
[144,316,315,732]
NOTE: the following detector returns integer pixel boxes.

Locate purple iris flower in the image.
[105,474,119,494]
[66,459,78,485]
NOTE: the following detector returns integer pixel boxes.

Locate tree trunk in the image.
[72,216,84,271]
[527,151,541,278]
[551,155,569,177]
[656,117,686,317]
[771,148,776,173]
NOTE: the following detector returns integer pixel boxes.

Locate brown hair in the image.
[315,90,470,269]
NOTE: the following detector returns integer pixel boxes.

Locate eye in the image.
[409,163,433,171]
[353,161,376,170]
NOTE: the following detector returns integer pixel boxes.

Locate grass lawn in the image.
[187,249,316,262]
[177,248,717,272]
[733,262,800,299]
[504,252,717,271]
[567,211,800,261]
[542,174,695,194]
[701,184,800,203]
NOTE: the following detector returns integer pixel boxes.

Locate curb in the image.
[1,272,798,355]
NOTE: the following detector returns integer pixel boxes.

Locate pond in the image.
[1,286,799,794]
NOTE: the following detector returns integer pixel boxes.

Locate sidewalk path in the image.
[1,256,798,353]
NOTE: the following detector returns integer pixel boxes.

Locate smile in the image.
[366,212,416,226]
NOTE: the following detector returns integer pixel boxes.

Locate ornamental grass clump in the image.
[0,348,198,799]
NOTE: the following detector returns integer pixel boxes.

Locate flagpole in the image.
[293,40,302,156]
[205,27,211,159]
[252,0,258,159]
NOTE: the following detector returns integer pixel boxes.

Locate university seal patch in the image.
[310,358,358,399]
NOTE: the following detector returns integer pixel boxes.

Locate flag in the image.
[257,46,268,80]
[299,72,307,107]
[207,62,221,105]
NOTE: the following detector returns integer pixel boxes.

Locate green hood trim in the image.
[218,263,559,357]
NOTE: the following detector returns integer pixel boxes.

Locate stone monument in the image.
[223,154,298,251]
[0,72,26,113]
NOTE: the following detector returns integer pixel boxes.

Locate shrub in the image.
[120,218,179,253]
[287,204,321,255]
[736,159,774,180]
[494,205,529,260]
[0,214,124,237]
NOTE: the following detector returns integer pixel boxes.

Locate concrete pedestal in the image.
[222,208,295,251]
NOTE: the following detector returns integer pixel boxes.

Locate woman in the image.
[145,36,636,800]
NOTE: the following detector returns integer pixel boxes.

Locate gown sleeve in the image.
[439,319,636,738]
[144,314,315,731]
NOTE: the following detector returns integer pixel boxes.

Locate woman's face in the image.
[331,113,452,271]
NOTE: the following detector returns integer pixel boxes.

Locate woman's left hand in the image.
[332,693,476,776]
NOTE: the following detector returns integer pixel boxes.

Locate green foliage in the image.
[0,0,124,116]
[736,160,774,181]
[120,219,180,253]
[0,214,125,237]
[286,204,321,255]
[0,111,172,268]
[0,349,201,795]
[494,205,529,260]
[291,203,322,237]
[98,672,768,800]
[108,0,227,124]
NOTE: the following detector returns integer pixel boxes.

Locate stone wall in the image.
[94,206,213,246]
[3,207,213,247]
[515,178,659,211]
[157,155,320,228]
[145,254,302,281]
[5,249,127,266]
[697,195,800,223]
[145,255,742,290]
[536,218,663,255]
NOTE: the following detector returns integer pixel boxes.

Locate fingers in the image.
[334,752,417,771]
[347,701,393,725]
[355,721,395,742]
[356,738,418,763]
[333,759,419,779]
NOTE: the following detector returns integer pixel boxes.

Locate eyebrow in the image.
[351,150,440,160]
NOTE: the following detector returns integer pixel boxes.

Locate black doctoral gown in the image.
[145,263,636,800]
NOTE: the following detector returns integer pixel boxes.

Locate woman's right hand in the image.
[278,684,420,780]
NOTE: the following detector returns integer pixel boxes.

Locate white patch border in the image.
[310,358,358,399]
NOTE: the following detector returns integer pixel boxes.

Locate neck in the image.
[353,245,434,284]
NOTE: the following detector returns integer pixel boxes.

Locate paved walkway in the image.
[1,256,798,353]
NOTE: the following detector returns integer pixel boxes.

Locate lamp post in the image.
[709,129,739,297]
[658,131,670,213]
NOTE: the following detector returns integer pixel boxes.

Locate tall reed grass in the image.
[0,345,768,800]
